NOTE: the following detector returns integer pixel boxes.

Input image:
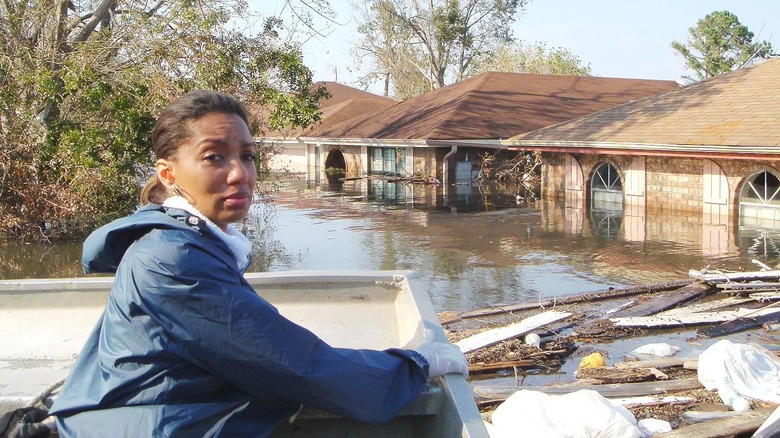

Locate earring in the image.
[171,184,184,198]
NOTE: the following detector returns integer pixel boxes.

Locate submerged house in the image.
[270,73,678,185]
[503,58,780,253]
[261,82,396,175]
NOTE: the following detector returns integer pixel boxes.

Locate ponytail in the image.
[140,174,168,205]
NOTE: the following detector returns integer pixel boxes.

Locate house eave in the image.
[502,140,780,160]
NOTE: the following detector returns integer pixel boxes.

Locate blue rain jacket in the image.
[49,205,429,437]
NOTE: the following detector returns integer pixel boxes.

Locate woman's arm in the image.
[127,236,428,423]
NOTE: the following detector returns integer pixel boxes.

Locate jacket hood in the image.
[82,204,209,274]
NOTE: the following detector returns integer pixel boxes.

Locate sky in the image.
[250,1,780,92]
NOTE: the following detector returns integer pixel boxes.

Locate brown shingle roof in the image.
[310,72,679,140]
[509,58,780,147]
[265,82,396,137]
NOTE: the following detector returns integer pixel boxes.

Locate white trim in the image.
[503,139,780,155]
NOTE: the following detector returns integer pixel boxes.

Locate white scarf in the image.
[163,196,252,271]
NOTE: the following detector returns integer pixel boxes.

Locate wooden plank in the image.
[610,395,694,408]
[689,269,780,284]
[655,407,774,438]
[459,279,694,319]
[614,357,696,369]
[576,367,656,384]
[455,310,571,354]
[658,297,753,317]
[717,282,780,290]
[473,377,703,402]
[681,410,747,424]
[698,312,780,338]
[468,360,538,373]
[612,282,713,317]
[610,308,780,328]
[750,292,780,301]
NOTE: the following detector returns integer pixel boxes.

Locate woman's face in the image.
[157,112,257,230]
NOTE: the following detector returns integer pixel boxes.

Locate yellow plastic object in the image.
[578,352,606,370]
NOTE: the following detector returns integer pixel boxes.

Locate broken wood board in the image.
[611,282,713,318]
[610,307,780,328]
[655,406,775,438]
[459,278,694,319]
[469,359,538,373]
[689,269,780,284]
[698,312,780,338]
[614,357,697,369]
[472,377,703,402]
[750,292,780,302]
[658,297,753,317]
[576,366,656,384]
[610,395,694,408]
[681,410,750,424]
[455,310,571,354]
[716,282,780,290]
[438,311,462,325]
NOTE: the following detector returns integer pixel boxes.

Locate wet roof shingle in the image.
[310,72,679,140]
[509,58,780,147]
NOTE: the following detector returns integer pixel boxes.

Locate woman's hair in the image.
[140,90,251,205]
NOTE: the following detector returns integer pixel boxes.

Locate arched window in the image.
[740,171,780,230]
[589,163,623,239]
[591,163,623,211]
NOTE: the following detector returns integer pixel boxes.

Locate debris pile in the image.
[442,265,780,436]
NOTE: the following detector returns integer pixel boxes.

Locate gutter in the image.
[502,139,780,158]
[442,145,458,187]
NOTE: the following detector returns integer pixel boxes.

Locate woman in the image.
[51,90,467,437]
[49,90,467,436]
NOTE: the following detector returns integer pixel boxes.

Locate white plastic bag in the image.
[697,339,780,404]
[490,389,641,438]
[631,343,681,357]
[637,418,672,436]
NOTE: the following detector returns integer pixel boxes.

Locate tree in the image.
[471,41,592,76]
[0,1,327,241]
[671,10,774,80]
[353,0,528,98]
[352,0,430,99]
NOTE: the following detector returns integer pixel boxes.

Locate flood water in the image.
[5,178,780,390]
[4,177,777,314]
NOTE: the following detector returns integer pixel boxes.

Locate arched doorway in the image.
[324,149,347,183]
[739,171,780,230]
[590,163,623,239]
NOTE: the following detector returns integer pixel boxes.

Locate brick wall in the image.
[645,157,703,213]
[413,148,439,178]
[543,153,780,215]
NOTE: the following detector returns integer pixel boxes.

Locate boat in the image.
[0,270,489,437]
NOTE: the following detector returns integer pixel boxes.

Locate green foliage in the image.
[472,41,592,76]
[671,10,774,80]
[0,1,325,241]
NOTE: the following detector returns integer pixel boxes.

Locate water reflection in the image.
[0,240,83,279]
[340,178,533,213]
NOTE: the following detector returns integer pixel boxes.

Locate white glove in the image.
[415,341,469,379]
